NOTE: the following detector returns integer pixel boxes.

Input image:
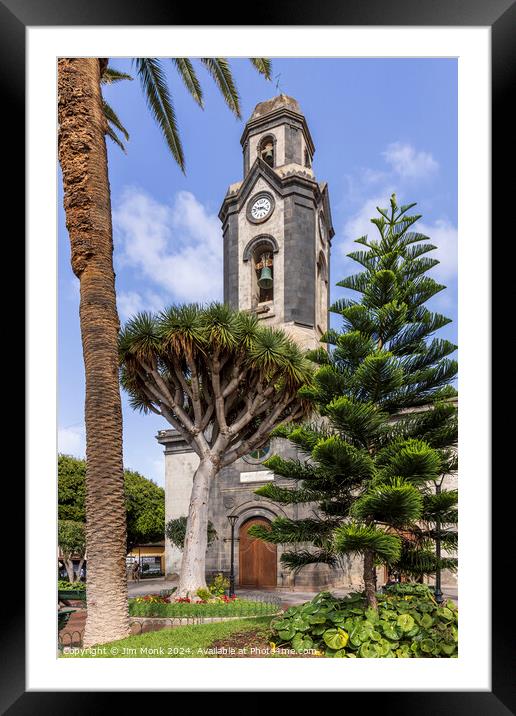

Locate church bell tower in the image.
[219,95,334,349]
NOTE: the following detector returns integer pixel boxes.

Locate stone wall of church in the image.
[161,431,365,590]
[162,438,199,577]
[202,436,362,590]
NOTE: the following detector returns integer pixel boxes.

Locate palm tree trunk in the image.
[176,459,216,597]
[58,58,129,646]
[363,549,378,609]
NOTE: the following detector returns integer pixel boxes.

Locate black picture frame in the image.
[6,0,510,710]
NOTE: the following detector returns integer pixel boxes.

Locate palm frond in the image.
[201,58,241,118]
[133,58,185,171]
[105,124,127,153]
[103,100,129,141]
[101,67,133,84]
[172,58,203,107]
[249,58,272,80]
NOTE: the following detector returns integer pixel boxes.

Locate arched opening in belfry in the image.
[259,135,275,168]
[255,249,274,303]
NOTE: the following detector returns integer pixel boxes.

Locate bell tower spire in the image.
[219,95,334,349]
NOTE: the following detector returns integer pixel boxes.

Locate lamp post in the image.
[228,515,238,597]
[434,480,444,604]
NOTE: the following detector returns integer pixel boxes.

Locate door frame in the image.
[238,515,277,588]
[227,504,284,589]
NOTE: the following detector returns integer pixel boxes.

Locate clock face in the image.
[247,192,275,223]
[251,196,272,220]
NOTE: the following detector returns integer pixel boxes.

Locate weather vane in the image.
[275,73,283,94]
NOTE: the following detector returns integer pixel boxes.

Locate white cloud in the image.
[58,424,85,457]
[418,219,457,280]
[114,188,223,304]
[117,290,144,320]
[382,142,439,181]
[117,290,165,321]
[342,194,393,249]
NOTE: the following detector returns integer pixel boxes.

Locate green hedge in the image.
[129,598,278,619]
[270,589,458,658]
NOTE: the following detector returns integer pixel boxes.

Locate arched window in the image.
[258,135,275,167]
[304,148,312,168]
[317,250,328,285]
[243,235,278,307]
[255,250,274,303]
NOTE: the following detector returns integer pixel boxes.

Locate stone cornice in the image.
[219,157,323,223]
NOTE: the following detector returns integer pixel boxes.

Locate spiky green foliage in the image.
[100,58,271,168]
[251,195,458,602]
[333,523,402,563]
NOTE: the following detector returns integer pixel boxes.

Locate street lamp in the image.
[227,514,238,597]
[434,480,444,604]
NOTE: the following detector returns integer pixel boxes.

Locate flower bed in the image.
[129,595,279,619]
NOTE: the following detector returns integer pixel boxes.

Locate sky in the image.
[58,57,457,487]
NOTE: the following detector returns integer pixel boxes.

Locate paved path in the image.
[239,585,457,609]
[127,576,170,597]
[127,577,458,607]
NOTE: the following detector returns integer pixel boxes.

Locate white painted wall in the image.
[164,450,199,577]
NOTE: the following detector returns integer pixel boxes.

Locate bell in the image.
[262,147,274,166]
[257,265,273,289]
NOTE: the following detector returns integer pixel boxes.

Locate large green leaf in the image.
[323,628,349,650]
[291,633,314,653]
[396,613,415,632]
[359,642,382,658]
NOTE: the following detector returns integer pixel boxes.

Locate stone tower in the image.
[219,94,334,348]
[158,96,359,591]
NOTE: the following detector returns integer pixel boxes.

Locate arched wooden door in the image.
[239,517,277,588]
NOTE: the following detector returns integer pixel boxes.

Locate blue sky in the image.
[58,57,457,486]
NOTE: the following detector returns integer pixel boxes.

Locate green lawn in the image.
[61,617,273,658]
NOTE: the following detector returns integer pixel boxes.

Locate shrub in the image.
[383,583,433,597]
[196,588,212,602]
[209,573,230,597]
[269,589,458,657]
[58,579,86,592]
[166,516,217,551]
[134,594,169,605]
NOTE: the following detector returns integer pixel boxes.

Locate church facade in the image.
[157,95,364,590]
[158,95,457,592]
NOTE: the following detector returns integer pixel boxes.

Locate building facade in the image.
[157,95,457,591]
[158,95,364,590]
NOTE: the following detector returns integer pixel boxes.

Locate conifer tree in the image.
[249,195,458,608]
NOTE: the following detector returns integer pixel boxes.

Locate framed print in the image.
[5,0,512,709]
